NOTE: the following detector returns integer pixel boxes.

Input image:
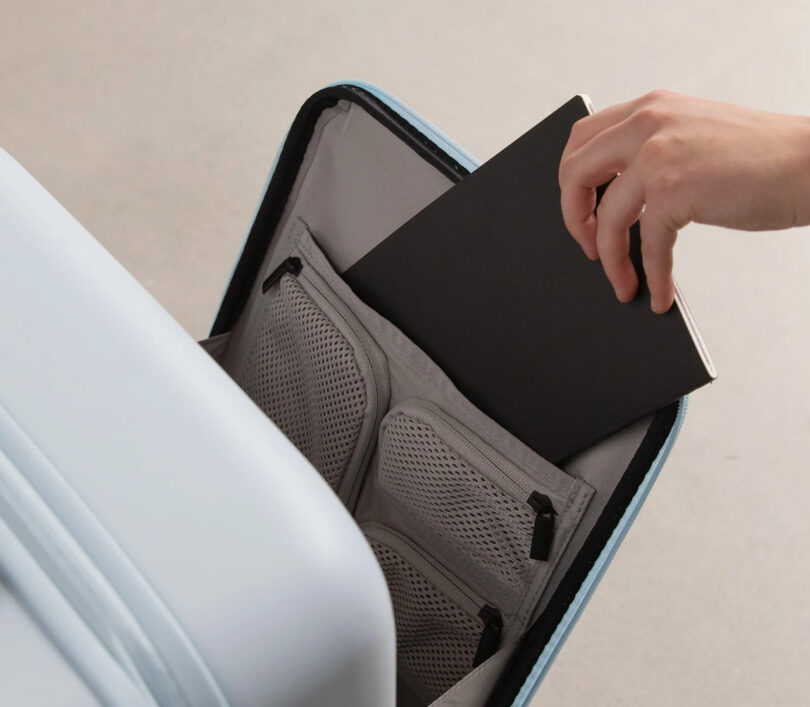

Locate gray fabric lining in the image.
[534,414,652,618]
[268,100,455,276]
[428,641,518,707]
[198,332,230,362]
[205,102,657,705]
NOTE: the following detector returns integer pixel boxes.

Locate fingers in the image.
[559,90,685,313]
[639,207,679,313]
[560,185,599,259]
[595,169,682,313]
[560,120,650,257]
[561,96,645,159]
[594,167,645,302]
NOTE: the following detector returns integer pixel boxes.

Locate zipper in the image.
[475,605,505,667]
[328,80,480,173]
[262,243,389,508]
[261,256,302,293]
[383,400,560,561]
[488,399,688,707]
[526,492,557,562]
[364,523,503,666]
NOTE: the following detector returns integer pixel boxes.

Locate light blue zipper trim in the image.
[511,396,689,706]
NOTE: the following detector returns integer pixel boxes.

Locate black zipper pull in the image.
[527,492,557,561]
[262,256,303,293]
[473,605,502,667]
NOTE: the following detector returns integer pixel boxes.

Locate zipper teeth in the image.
[666,396,689,457]
[366,523,487,618]
[509,398,689,705]
[393,400,532,502]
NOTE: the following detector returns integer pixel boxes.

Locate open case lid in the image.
[211,82,687,707]
[0,147,396,706]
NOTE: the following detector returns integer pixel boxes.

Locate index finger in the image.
[561,95,646,164]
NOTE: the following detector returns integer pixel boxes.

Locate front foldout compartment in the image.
[374,400,593,635]
[206,86,687,707]
[364,523,504,704]
[216,218,600,705]
[222,233,390,508]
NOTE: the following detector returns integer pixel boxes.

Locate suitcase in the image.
[0,81,687,707]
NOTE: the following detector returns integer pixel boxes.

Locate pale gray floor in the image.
[1,1,808,705]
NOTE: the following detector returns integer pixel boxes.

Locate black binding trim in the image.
[210,84,470,336]
[484,400,681,706]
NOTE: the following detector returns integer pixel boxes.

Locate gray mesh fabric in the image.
[227,275,368,491]
[367,536,482,703]
[378,413,535,595]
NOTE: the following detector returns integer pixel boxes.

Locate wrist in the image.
[789,115,810,227]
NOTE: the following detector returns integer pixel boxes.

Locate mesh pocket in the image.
[366,530,491,703]
[226,272,385,498]
[378,408,536,595]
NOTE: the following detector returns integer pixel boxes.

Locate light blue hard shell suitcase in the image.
[0,82,688,707]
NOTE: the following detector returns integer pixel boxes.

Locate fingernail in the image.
[651,298,663,314]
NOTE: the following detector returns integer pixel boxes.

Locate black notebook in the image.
[343,96,715,463]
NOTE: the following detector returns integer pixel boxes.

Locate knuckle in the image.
[569,117,589,140]
[638,134,676,164]
[632,105,669,131]
[643,88,675,104]
[595,235,624,265]
[601,253,625,269]
[595,201,618,230]
[558,154,573,182]
[560,210,575,233]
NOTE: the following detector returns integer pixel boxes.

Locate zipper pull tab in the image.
[527,492,557,561]
[262,256,303,293]
[473,605,502,667]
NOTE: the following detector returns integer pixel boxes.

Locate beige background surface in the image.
[1,1,809,705]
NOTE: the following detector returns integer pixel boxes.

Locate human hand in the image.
[558,90,810,313]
